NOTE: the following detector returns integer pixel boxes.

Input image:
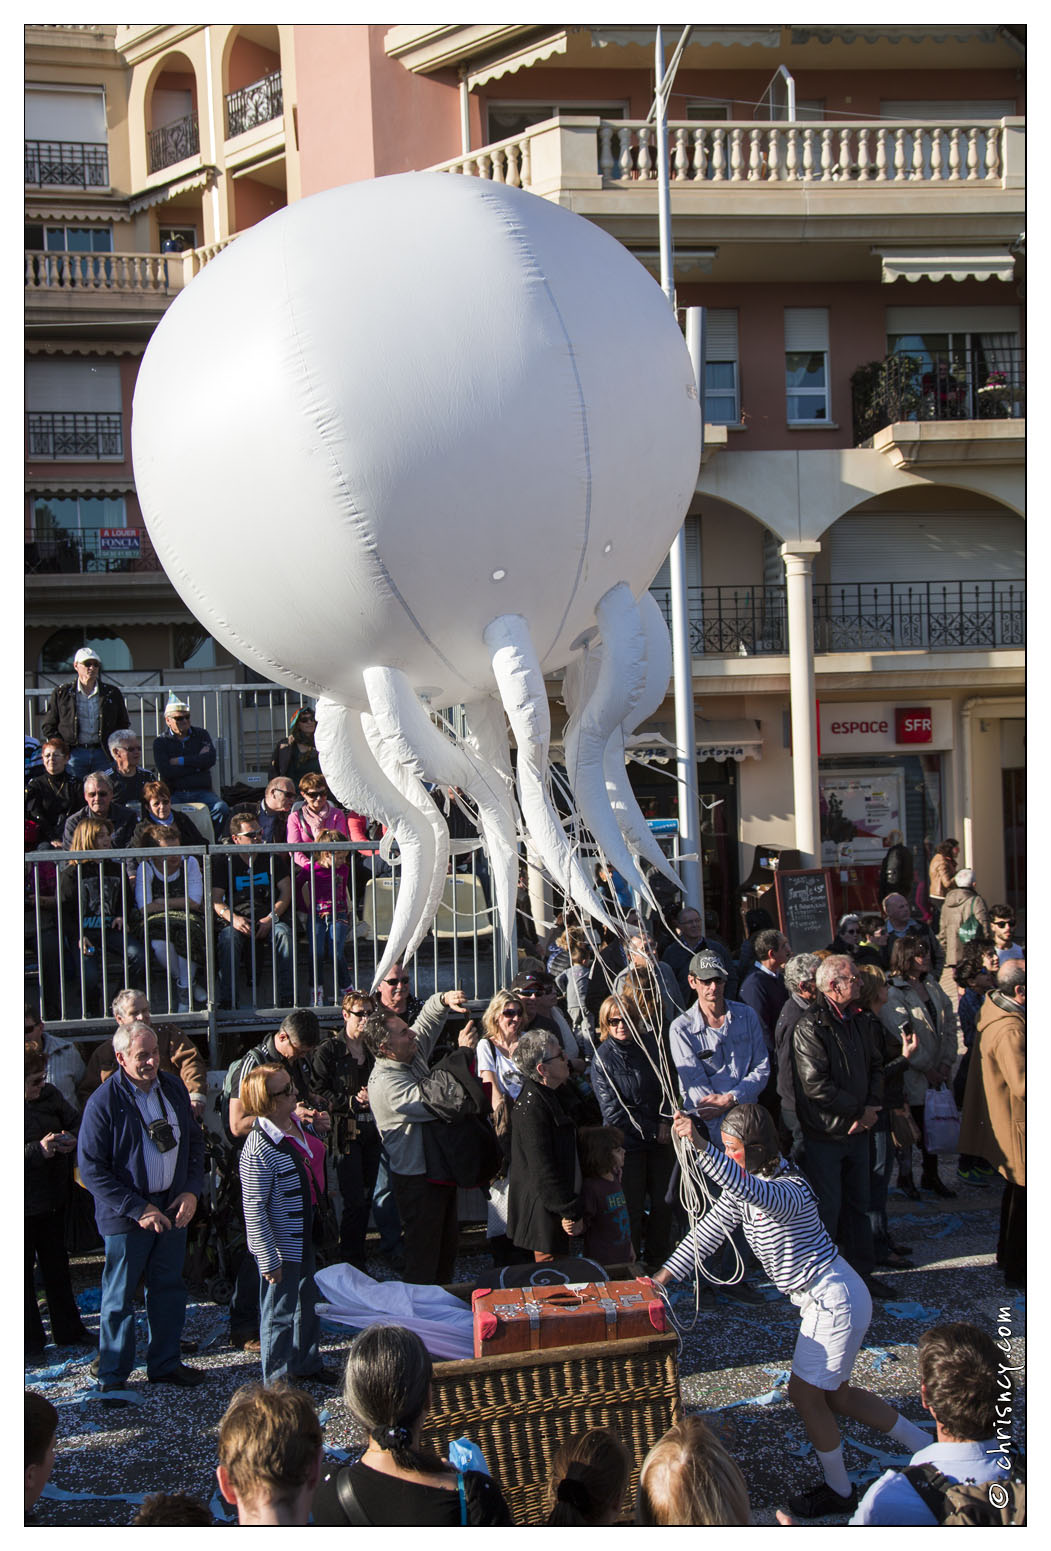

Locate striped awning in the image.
[874,247,1016,285]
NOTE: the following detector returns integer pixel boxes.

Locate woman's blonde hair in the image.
[598,988,653,1042]
[855,963,887,1011]
[636,1418,751,1526]
[239,1063,288,1119]
[482,988,524,1044]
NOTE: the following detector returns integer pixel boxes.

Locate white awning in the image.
[466,31,569,88]
[129,168,217,213]
[626,718,763,764]
[874,247,1015,285]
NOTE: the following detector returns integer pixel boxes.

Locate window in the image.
[159,225,197,252]
[25,224,113,287]
[26,360,123,460]
[25,85,108,187]
[28,494,130,574]
[486,101,626,141]
[886,306,1022,421]
[25,224,113,253]
[785,307,829,422]
[41,628,131,675]
[703,310,740,425]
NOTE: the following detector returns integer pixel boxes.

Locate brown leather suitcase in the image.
[471,1277,667,1358]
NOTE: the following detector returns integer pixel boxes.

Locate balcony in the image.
[853,350,1025,444]
[649,579,1024,657]
[25,527,161,575]
[25,250,178,296]
[148,111,199,174]
[226,69,283,138]
[25,138,108,188]
[26,412,123,461]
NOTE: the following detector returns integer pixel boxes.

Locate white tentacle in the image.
[562,582,652,901]
[360,704,449,969]
[363,667,519,948]
[484,613,616,931]
[604,589,682,889]
[315,695,437,986]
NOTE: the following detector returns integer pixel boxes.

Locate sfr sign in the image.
[895,708,933,744]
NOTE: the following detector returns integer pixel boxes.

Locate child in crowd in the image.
[300,828,351,1003]
[578,1125,634,1266]
[546,1427,631,1526]
[132,1493,213,1526]
[25,1391,58,1519]
[636,1417,751,1525]
[653,1104,931,1519]
[216,1381,323,1527]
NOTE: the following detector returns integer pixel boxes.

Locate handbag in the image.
[923,1084,961,1154]
[890,1107,921,1150]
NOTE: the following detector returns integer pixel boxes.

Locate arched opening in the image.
[41,628,133,675]
[145,52,200,175]
[223,25,282,137]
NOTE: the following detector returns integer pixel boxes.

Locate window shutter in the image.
[784,308,829,352]
[705,310,739,361]
[25,85,107,142]
[25,359,121,412]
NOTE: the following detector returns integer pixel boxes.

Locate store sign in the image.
[819,700,952,753]
[820,768,907,867]
[895,707,932,744]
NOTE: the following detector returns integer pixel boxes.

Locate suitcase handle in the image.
[532,1290,585,1308]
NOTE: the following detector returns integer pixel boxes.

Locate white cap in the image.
[73,647,101,666]
[954,868,975,889]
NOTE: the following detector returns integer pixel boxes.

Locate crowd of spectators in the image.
[25,783,1023,1523]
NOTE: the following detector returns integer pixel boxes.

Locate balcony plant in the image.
[851,354,924,442]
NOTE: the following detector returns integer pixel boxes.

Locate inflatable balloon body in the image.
[133,172,700,982]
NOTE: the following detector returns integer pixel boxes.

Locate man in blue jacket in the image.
[77,1020,207,1402]
[152,694,229,831]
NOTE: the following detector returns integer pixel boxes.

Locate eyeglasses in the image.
[384,976,410,987]
[991,919,1013,928]
[236,828,264,840]
[542,1049,567,1064]
[501,1008,523,1020]
[607,1016,626,1026]
[347,1007,372,1019]
[269,1083,294,1098]
[841,926,860,936]
[123,745,142,752]
[169,714,190,722]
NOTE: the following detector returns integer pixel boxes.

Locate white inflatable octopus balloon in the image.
[133,172,701,984]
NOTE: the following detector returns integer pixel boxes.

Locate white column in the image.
[781,541,821,867]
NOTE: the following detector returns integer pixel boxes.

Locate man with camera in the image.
[77,1020,207,1402]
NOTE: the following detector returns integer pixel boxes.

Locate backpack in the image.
[218,1041,271,1139]
[902,1457,1025,1526]
[957,896,982,945]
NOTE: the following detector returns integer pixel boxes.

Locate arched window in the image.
[41,628,132,674]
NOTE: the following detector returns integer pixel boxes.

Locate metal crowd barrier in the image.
[24,839,513,1065]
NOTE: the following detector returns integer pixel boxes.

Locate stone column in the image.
[781,541,821,867]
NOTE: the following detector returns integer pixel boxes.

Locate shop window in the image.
[41,628,132,674]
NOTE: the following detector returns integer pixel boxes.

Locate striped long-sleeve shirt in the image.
[662,1140,838,1295]
[239,1118,319,1275]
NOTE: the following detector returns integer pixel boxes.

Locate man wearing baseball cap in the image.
[668,948,771,1303]
[152,694,229,831]
[40,647,131,783]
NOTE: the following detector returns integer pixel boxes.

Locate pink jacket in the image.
[287,802,350,870]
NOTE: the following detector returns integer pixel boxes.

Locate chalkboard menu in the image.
[774,868,835,953]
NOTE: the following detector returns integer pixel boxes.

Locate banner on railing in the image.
[99,528,141,556]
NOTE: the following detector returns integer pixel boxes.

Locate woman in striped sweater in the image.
[239,1064,333,1387]
[653,1104,929,1520]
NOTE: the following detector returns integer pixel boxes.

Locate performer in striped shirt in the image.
[653,1104,929,1520]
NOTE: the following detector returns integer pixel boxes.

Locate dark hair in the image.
[142,779,172,806]
[278,1009,320,1051]
[547,1428,630,1526]
[132,1492,213,1526]
[888,932,929,979]
[917,1323,1000,1440]
[753,928,785,960]
[989,904,1015,926]
[139,823,178,848]
[342,1325,446,1477]
[362,1009,399,1059]
[217,1381,322,1503]
[935,839,959,859]
[859,912,884,935]
[744,908,773,936]
[25,1391,58,1468]
[578,1125,626,1180]
[41,735,70,755]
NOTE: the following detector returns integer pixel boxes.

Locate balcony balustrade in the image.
[147,110,199,174]
[225,69,283,138]
[432,116,1022,193]
[26,411,123,461]
[853,349,1026,443]
[25,526,160,574]
[25,138,108,188]
[25,250,177,296]
[648,580,1024,656]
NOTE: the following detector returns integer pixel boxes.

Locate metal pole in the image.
[656,27,703,913]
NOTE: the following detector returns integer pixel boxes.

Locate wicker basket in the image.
[425,1331,681,1526]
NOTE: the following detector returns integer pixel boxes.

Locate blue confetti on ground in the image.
[879,1301,941,1322]
[842,1432,932,1470]
[42,1484,150,1505]
[26,1358,80,1383]
[209,1488,237,1524]
[77,1385,147,1407]
[703,1367,790,1413]
[928,1214,964,1239]
[76,1288,102,1313]
[864,1346,893,1372]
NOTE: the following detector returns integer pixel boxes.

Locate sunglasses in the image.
[169,714,190,722]
[384,976,410,987]
[346,1007,372,1019]
[607,1016,626,1026]
[991,920,1013,928]
[237,829,264,840]
[501,1007,524,1019]
[269,1083,294,1098]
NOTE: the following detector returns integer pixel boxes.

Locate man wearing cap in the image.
[40,648,130,784]
[668,949,770,1303]
[669,950,770,1142]
[153,696,229,831]
[937,868,990,999]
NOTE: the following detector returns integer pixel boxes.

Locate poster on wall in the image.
[819,768,907,867]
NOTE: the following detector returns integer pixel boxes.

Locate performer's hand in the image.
[263,1267,283,1285]
[672,1110,699,1146]
[138,1205,171,1232]
[651,1267,673,1288]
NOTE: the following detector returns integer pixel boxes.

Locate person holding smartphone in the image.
[25,1043,93,1356]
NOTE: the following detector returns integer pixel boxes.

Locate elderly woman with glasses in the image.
[879,933,959,1200]
[827,913,863,957]
[590,994,675,1268]
[238,1063,333,1386]
[506,1028,585,1262]
[309,989,379,1270]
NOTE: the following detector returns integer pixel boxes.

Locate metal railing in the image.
[813,580,1026,652]
[26,411,123,460]
[25,840,509,1061]
[854,348,1026,442]
[25,138,108,187]
[25,527,161,575]
[148,111,200,173]
[225,69,283,138]
[649,585,788,655]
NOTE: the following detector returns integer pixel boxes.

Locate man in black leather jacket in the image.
[791,954,890,1296]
